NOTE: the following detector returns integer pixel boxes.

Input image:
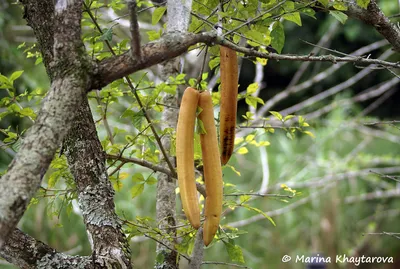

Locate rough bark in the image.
[92,31,217,90]
[0,0,91,248]
[345,0,400,53]
[63,97,132,268]
[155,0,193,268]
[0,229,92,269]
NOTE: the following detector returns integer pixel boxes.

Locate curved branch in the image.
[345,0,400,52]
[0,229,92,269]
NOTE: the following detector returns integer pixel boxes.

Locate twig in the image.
[107,154,173,176]
[279,49,393,115]
[370,170,400,183]
[345,189,400,204]
[228,183,334,228]
[224,193,294,198]
[254,39,389,119]
[202,261,251,268]
[127,0,141,59]
[365,232,400,240]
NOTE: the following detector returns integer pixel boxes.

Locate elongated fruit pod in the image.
[219,46,239,165]
[198,91,223,246]
[176,87,201,229]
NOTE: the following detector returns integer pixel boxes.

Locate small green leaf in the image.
[317,0,328,6]
[197,118,206,135]
[271,22,285,53]
[356,0,370,9]
[223,239,245,263]
[283,12,302,26]
[131,183,145,198]
[269,111,283,121]
[245,134,255,142]
[330,11,348,24]
[152,6,166,25]
[209,56,220,70]
[19,107,36,119]
[100,28,113,42]
[132,173,145,182]
[146,176,157,185]
[333,2,348,11]
[246,83,258,94]
[303,131,316,139]
[146,30,161,41]
[242,204,276,226]
[245,96,258,109]
[9,70,24,84]
[237,147,248,155]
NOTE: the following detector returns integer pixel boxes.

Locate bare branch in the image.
[107,154,174,176]
[345,188,400,204]
[202,261,251,268]
[92,34,398,91]
[255,39,389,118]
[279,49,394,115]
[228,183,334,228]
[127,0,141,59]
[345,0,400,52]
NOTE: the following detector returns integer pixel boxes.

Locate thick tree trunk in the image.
[63,97,132,268]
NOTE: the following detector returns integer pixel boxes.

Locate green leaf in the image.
[317,0,328,6]
[333,2,348,11]
[152,6,166,25]
[330,11,348,24]
[269,111,283,121]
[303,130,316,139]
[223,239,245,263]
[100,28,113,42]
[237,147,248,155]
[196,118,206,135]
[356,0,370,9]
[271,22,285,53]
[245,95,258,109]
[209,56,220,70]
[9,70,24,84]
[132,173,145,182]
[146,30,161,41]
[246,83,258,94]
[283,12,302,26]
[131,183,145,198]
[301,8,316,19]
[0,74,10,86]
[242,204,276,226]
[19,107,36,119]
[146,176,157,185]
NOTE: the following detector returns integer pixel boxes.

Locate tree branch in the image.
[0,0,90,248]
[345,0,400,52]
[63,97,132,268]
[92,33,399,91]
[0,229,92,269]
[127,0,141,59]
